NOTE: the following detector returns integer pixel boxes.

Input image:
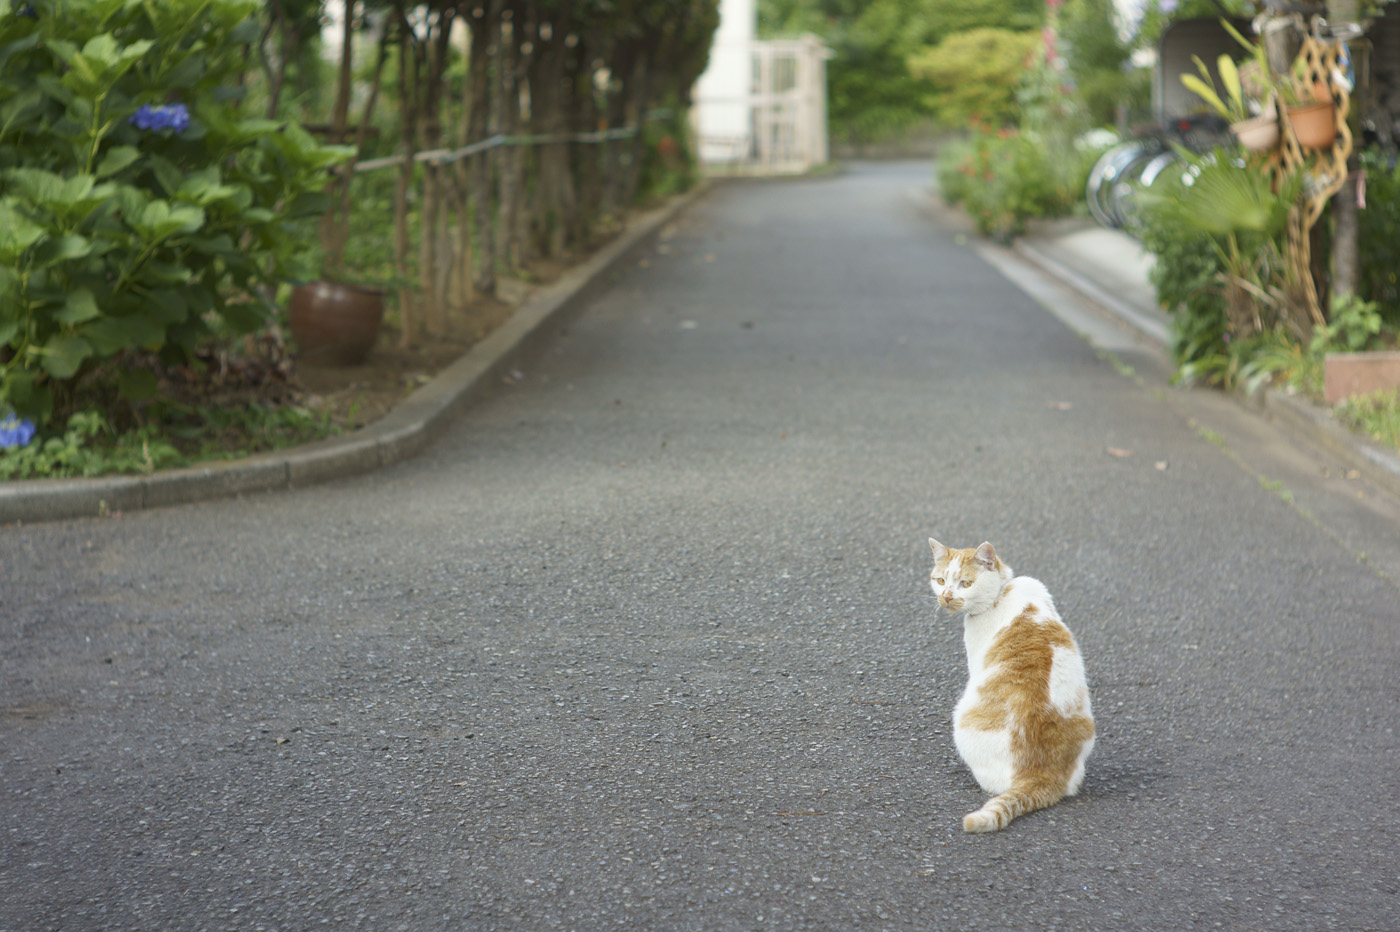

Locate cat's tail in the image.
[963,777,1065,833]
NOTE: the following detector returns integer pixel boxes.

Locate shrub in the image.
[0,0,352,428]
[937,121,1096,240]
[1358,150,1400,327]
[909,28,1040,127]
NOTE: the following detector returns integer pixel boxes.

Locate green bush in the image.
[909,28,1040,127]
[937,121,1097,240]
[1358,150,1400,327]
[0,0,352,427]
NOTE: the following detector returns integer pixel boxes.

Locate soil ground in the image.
[279,265,562,434]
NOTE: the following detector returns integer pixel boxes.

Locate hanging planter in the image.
[287,280,386,367]
[1286,98,1337,149]
[1232,107,1280,151]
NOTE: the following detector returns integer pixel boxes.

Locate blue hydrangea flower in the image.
[0,413,36,450]
[130,103,191,135]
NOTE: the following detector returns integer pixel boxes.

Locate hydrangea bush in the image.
[0,0,352,427]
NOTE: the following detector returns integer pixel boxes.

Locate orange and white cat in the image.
[929,539,1095,833]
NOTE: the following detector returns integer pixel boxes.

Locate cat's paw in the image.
[963,810,1001,833]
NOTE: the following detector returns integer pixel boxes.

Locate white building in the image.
[691,0,831,173]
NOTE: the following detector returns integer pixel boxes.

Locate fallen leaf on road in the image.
[1047,401,1073,410]
[1155,461,1169,471]
[1106,447,1134,457]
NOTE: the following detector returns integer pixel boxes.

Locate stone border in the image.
[0,184,711,525]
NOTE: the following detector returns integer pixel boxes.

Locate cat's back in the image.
[971,574,1086,690]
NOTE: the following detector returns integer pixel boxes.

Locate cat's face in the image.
[929,539,1007,615]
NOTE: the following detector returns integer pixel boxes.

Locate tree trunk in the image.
[328,0,356,144]
[529,1,577,259]
[468,1,498,296]
[418,8,454,335]
[496,4,524,272]
[259,0,290,119]
[450,16,475,309]
[322,26,390,274]
[600,41,639,220]
[1331,174,1359,303]
[618,50,654,210]
[394,13,421,348]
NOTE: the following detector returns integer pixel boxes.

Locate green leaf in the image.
[41,333,93,379]
[56,288,101,325]
[1181,72,1228,120]
[146,289,188,324]
[134,201,206,240]
[83,313,164,355]
[96,146,141,179]
[1218,56,1243,114]
[35,234,94,263]
[0,87,42,139]
[0,199,44,262]
[162,54,205,91]
[79,33,121,69]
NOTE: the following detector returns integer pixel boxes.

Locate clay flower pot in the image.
[288,280,386,366]
[1231,110,1279,152]
[1286,100,1337,150]
[1324,351,1400,404]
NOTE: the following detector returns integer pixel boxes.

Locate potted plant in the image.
[280,2,392,368]
[1181,53,1279,152]
[1281,59,1337,150]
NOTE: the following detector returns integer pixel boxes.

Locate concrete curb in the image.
[1010,235,1400,505]
[0,184,712,526]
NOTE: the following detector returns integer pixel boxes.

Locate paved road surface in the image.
[3,163,1397,931]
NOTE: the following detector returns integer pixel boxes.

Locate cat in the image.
[928,539,1095,833]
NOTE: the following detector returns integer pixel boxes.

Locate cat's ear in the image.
[973,542,998,569]
[929,538,948,562]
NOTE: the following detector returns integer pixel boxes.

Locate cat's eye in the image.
[933,577,945,586]
[959,580,973,589]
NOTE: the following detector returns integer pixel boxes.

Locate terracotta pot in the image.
[1231,111,1280,152]
[288,280,386,366]
[1286,100,1337,149]
[1324,351,1400,404]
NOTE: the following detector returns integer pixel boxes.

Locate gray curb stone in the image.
[1011,235,1400,505]
[0,184,710,526]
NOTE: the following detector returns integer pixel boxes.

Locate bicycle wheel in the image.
[1086,141,1154,229]
[1115,149,1180,230]
[1103,144,1163,229]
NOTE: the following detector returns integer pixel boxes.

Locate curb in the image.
[0,184,712,526]
[1010,235,1400,505]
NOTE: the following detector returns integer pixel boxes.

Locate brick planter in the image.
[1324,351,1400,404]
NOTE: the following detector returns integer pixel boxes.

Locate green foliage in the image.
[1182,53,1251,123]
[909,28,1040,126]
[636,106,700,203]
[937,121,1097,240]
[0,400,339,480]
[1357,150,1400,327]
[1132,0,1256,52]
[0,409,174,479]
[0,0,354,428]
[761,0,1046,142]
[1315,294,1385,353]
[1059,0,1138,126]
[1337,390,1400,451]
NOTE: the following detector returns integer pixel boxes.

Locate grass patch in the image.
[1335,389,1400,450]
[0,404,340,481]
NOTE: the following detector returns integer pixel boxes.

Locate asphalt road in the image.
[3,162,1397,931]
